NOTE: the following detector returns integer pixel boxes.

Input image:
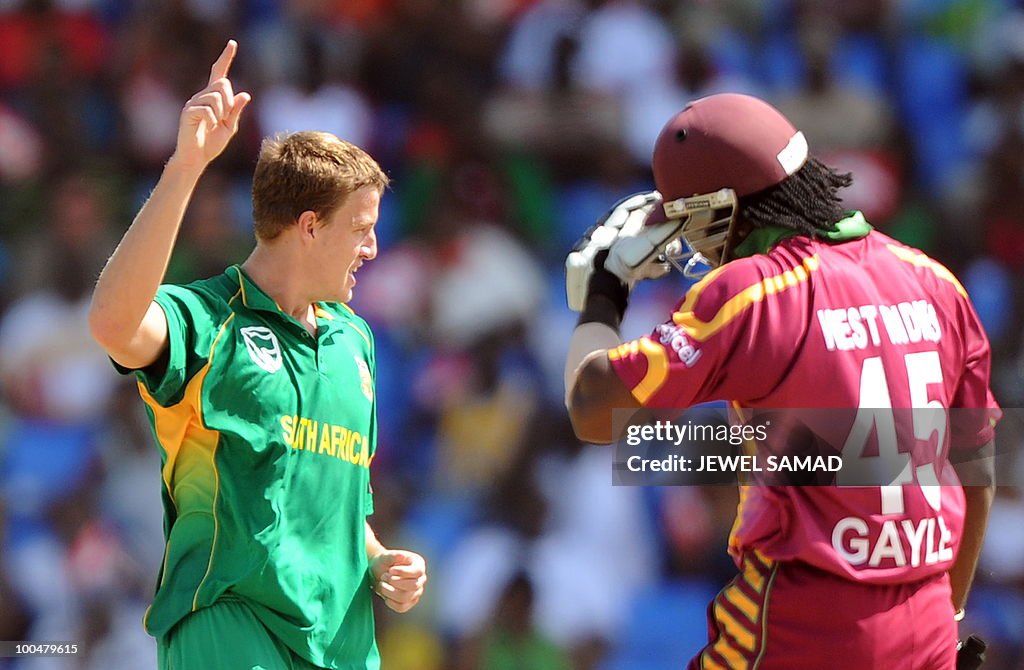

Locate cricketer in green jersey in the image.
[88,40,426,670]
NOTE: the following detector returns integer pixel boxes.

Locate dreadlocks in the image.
[738,157,853,237]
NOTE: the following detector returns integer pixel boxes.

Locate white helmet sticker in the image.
[777,131,808,176]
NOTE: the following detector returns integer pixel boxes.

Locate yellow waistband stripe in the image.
[743,556,766,593]
[712,636,748,670]
[703,656,728,670]
[715,601,756,652]
[725,584,760,624]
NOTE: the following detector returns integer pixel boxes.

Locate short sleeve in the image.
[606,257,806,411]
[364,317,376,376]
[112,284,220,407]
[609,324,745,410]
[362,315,376,516]
[950,293,1002,448]
[608,261,779,409]
[364,480,375,516]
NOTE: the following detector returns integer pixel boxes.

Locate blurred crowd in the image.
[4,0,1024,668]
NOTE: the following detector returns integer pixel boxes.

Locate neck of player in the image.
[241,245,317,332]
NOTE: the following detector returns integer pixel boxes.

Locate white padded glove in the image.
[565,191,682,312]
[604,216,685,288]
[565,191,658,311]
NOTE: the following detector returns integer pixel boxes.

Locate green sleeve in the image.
[365,319,376,516]
[365,480,375,516]
[113,284,220,407]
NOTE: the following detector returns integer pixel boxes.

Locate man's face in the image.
[312,185,380,303]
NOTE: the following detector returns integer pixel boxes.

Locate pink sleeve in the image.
[607,260,786,409]
[950,292,1001,448]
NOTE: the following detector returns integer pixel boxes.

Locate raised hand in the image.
[565,191,667,312]
[173,40,251,170]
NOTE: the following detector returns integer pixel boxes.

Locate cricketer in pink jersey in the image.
[564,93,998,670]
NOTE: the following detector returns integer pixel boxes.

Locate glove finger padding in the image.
[565,226,616,312]
[604,192,686,287]
[565,191,662,312]
[604,218,687,286]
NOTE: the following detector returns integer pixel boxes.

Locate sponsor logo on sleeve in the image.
[657,324,702,367]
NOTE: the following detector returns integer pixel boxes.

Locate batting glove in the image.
[956,635,986,670]
[566,191,679,313]
[604,212,685,288]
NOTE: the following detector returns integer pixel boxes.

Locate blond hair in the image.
[251,131,389,240]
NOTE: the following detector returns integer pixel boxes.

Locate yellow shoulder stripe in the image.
[671,261,733,318]
[233,267,248,305]
[314,305,335,320]
[885,244,967,297]
[673,256,820,341]
[348,322,371,348]
[330,303,371,345]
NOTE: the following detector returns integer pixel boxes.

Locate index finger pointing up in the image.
[208,40,238,85]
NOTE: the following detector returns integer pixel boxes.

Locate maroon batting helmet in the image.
[650,94,808,268]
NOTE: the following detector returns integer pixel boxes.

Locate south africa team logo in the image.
[355,356,373,401]
[241,326,282,373]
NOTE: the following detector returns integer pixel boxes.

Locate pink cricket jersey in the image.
[608,223,1000,584]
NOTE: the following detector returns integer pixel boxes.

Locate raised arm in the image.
[88,40,250,369]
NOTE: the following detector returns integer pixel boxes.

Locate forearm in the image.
[949,442,996,611]
[365,521,386,562]
[950,483,994,610]
[565,292,645,444]
[89,158,203,345]
[564,294,623,404]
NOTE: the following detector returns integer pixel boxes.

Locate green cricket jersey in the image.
[121,265,380,669]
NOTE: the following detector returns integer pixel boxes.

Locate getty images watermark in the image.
[623,419,842,475]
[611,407,1008,487]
